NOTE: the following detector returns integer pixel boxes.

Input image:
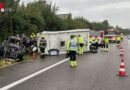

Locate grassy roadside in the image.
[0,55,40,68]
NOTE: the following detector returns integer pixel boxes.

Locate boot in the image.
[70,61,74,67]
[73,61,77,67]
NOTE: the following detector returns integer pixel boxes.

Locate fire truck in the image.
[90,31,104,45]
[104,30,119,43]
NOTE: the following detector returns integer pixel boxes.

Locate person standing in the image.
[101,37,105,51]
[120,33,124,40]
[89,36,92,52]
[78,35,84,55]
[67,35,78,67]
[39,35,47,58]
[117,35,121,45]
[95,36,99,50]
[105,37,109,51]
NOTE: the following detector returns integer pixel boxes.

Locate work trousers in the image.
[117,41,120,44]
[105,44,108,48]
[78,43,84,54]
[69,51,76,61]
[95,42,98,49]
[101,44,105,48]
[40,48,45,58]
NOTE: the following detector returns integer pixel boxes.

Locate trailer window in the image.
[60,41,65,46]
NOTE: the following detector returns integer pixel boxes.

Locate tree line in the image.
[0,0,128,42]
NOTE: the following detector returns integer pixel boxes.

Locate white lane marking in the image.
[0,58,69,90]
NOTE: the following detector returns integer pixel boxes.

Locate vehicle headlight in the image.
[112,37,115,40]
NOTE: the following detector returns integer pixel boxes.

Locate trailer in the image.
[37,29,90,55]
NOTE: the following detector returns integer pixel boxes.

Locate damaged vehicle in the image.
[2,36,25,62]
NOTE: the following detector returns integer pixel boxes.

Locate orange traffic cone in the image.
[117,59,127,76]
[120,59,125,68]
[33,52,36,60]
[120,46,123,49]
[120,50,124,56]
[120,41,122,44]
[120,48,123,52]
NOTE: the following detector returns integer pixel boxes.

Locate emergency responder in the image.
[67,35,78,67]
[95,36,99,50]
[78,35,84,55]
[117,35,121,45]
[101,37,105,51]
[105,37,109,51]
[120,33,124,40]
[39,35,47,58]
[31,34,38,55]
[89,36,92,52]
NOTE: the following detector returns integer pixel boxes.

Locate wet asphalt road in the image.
[0,37,130,90]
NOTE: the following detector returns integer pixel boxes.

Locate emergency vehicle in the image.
[104,30,119,43]
[90,31,103,45]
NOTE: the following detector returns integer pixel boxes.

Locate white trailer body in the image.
[37,29,90,55]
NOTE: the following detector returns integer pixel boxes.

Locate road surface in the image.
[0,37,130,90]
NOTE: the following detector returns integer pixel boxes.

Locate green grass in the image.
[0,55,40,68]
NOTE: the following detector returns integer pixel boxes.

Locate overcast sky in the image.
[21,0,130,28]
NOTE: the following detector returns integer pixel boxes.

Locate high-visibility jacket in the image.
[121,33,124,38]
[67,38,77,51]
[117,36,121,41]
[105,38,109,44]
[39,38,47,48]
[89,38,92,45]
[95,38,99,43]
[78,36,84,44]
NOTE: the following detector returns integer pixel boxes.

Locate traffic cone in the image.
[120,50,124,56]
[120,59,125,68]
[33,52,35,60]
[120,41,122,45]
[120,46,123,49]
[120,48,123,52]
[117,59,127,76]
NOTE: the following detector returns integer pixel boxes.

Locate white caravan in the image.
[37,29,90,55]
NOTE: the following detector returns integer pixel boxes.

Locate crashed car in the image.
[0,44,4,56]
[2,36,25,62]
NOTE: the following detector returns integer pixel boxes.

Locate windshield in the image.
[107,32,116,35]
[105,31,119,35]
[90,33,101,37]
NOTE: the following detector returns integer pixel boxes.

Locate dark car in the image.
[2,36,25,62]
[127,35,130,39]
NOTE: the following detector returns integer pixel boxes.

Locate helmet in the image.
[41,35,45,38]
[30,35,33,38]
[33,35,36,38]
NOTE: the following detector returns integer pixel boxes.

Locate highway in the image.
[0,37,130,90]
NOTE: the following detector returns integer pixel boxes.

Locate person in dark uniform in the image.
[39,35,47,58]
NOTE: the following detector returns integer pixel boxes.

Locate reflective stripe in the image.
[121,63,124,65]
[69,39,77,50]
[119,68,125,71]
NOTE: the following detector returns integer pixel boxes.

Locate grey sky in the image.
[21,0,130,28]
